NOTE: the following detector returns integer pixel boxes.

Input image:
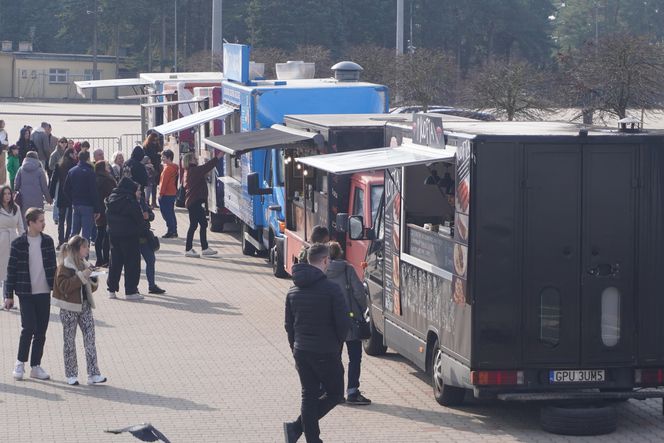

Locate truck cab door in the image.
[346,182,368,278]
[366,193,385,316]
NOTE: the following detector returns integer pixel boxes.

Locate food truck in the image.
[203,44,388,269]
[297,115,664,433]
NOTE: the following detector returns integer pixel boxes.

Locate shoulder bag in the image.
[345,266,372,340]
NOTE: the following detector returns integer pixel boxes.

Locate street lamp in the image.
[86,0,102,100]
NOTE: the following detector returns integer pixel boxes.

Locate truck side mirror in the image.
[349,215,364,240]
[247,172,272,196]
[336,213,349,232]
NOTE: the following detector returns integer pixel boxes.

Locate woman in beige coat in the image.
[0,185,24,291]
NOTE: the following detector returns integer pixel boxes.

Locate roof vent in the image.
[331,61,363,82]
[275,61,315,80]
[618,116,642,133]
[1,41,12,52]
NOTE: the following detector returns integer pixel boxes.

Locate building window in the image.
[48,69,68,84]
[84,69,101,81]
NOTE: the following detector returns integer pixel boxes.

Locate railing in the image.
[68,134,143,160]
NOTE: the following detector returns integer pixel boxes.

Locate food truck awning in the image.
[151,104,235,135]
[204,125,324,155]
[295,143,457,175]
[140,97,207,108]
[74,78,152,96]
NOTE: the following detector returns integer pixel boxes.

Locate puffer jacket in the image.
[284,263,350,353]
[326,259,367,341]
[52,256,98,312]
[14,157,51,210]
[105,177,144,238]
[124,146,148,188]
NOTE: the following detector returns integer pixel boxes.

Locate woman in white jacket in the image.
[0,185,24,291]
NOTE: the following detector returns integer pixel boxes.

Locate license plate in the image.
[549,369,605,383]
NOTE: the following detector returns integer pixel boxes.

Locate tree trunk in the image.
[582,108,594,125]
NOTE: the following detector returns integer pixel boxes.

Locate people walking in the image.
[326,242,372,406]
[283,243,350,443]
[137,188,165,295]
[110,151,124,183]
[158,149,178,238]
[105,177,144,301]
[16,126,36,165]
[31,122,57,175]
[0,186,24,292]
[93,161,116,267]
[14,151,52,226]
[63,151,99,243]
[7,145,20,190]
[0,119,8,186]
[183,151,221,258]
[143,132,162,208]
[52,235,107,386]
[49,148,76,246]
[3,208,57,381]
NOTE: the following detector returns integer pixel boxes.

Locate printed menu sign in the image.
[383,167,402,316]
[453,140,472,304]
[413,114,445,148]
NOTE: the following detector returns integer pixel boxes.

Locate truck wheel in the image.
[271,245,288,278]
[540,404,617,436]
[241,223,257,256]
[210,212,225,233]
[431,340,465,406]
[363,293,387,356]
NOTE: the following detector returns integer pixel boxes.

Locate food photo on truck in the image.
[297,114,664,436]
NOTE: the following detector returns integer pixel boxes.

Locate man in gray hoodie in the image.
[31,122,57,175]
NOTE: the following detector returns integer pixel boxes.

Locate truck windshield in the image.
[371,185,384,226]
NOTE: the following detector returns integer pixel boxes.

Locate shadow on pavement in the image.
[0,382,65,402]
[34,380,217,411]
[157,255,271,271]
[2,310,114,328]
[138,293,241,316]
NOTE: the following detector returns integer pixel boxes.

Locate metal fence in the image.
[68,134,143,160]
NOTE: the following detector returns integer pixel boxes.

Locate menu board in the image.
[453,140,472,304]
[383,167,402,315]
[406,225,454,273]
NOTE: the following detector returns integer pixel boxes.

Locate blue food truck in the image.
[204,44,388,275]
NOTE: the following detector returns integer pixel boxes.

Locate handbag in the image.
[147,229,160,252]
[175,186,186,208]
[346,266,372,340]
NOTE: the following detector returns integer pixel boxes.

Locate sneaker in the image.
[282,421,302,443]
[12,362,24,380]
[125,293,144,301]
[87,374,107,385]
[148,286,166,294]
[29,366,50,380]
[108,291,117,299]
[346,391,371,405]
[170,232,178,238]
[201,248,218,256]
[185,249,200,258]
[67,376,79,386]
[161,232,171,239]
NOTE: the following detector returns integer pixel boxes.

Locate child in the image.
[6,145,19,190]
[51,235,107,386]
[142,155,155,207]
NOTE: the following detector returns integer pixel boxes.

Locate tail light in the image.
[278,221,286,233]
[635,368,664,386]
[471,370,524,386]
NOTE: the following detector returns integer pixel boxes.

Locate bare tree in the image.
[289,45,333,78]
[395,49,458,110]
[249,47,289,79]
[344,45,398,94]
[558,34,664,123]
[462,59,553,121]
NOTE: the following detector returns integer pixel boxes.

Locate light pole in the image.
[86,0,101,100]
[174,0,178,72]
[211,0,223,70]
[396,0,404,55]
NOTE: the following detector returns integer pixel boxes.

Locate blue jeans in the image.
[345,340,363,394]
[159,195,177,234]
[71,205,94,242]
[139,241,156,288]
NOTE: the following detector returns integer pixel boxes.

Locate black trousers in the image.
[107,235,140,294]
[95,225,110,265]
[17,293,51,367]
[291,349,345,443]
[57,206,72,246]
[186,199,208,251]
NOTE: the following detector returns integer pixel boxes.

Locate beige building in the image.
[0,42,125,99]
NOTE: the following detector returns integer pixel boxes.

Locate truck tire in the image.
[241,223,257,256]
[431,340,466,406]
[540,404,617,436]
[363,294,387,356]
[210,212,225,233]
[271,245,288,278]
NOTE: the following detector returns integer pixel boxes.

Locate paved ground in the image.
[0,207,664,443]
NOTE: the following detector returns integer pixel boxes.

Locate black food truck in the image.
[297,115,664,434]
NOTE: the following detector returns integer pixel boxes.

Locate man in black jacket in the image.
[283,243,350,443]
[106,177,145,301]
[124,146,148,190]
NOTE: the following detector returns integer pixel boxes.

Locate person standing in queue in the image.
[124,146,148,192]
[143,132,162,208]
[283,243,350,443]
[4,208,57,381]
[64,151,99,243]
[93,161,116,267]
[182,150,221,258]
[298,225,330,264]
[14,151,52,227]
[158,149,178,238]
[105,178,144,301]
[16,126,36,165]
[136,187,165,294]
[49,147,76,247]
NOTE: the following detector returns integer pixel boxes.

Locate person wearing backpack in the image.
[158,149,178,238]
